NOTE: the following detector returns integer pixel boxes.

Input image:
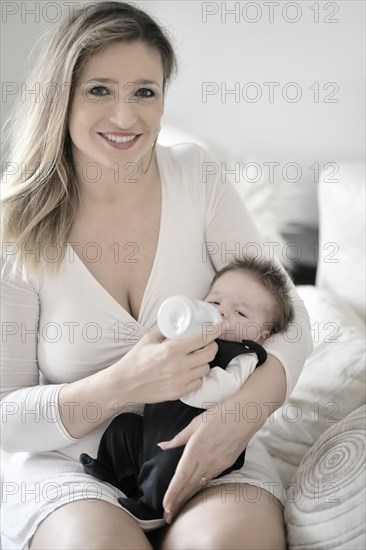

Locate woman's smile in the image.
[98,131,142,149]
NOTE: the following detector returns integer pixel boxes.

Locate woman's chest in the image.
[68,204,161,320]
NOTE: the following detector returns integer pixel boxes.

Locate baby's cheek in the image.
[220,321,262,342]
[240,322,263,341]
[219,322,242,342]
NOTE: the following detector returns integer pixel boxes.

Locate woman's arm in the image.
[201,145,313,397]
[0,259,219,451]
[0,261,77,452]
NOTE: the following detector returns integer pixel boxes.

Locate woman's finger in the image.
[174,321,223,353]
[157,415,201,450]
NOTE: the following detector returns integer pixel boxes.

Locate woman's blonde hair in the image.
[1,1,177,281]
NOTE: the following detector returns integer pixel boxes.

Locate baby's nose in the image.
[218,304,228,318]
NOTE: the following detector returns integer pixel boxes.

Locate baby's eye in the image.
[209,301,220,306]
[135,87,155,98]
[235,310,247,318]
[86,85,109,97]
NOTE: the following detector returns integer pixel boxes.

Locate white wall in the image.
[145,0,365,159]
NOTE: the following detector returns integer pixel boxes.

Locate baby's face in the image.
[205,270,274,344]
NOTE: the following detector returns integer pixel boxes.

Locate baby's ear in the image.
[256,330,270,345]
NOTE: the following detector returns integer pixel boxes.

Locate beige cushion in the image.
[257,285,365,487]
[285,405,366,549]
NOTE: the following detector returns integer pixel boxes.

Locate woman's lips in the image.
[98,132,141,150]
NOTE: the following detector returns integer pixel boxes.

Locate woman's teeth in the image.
[101,133,137,143]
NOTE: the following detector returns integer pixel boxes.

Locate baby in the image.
[80,255,294,529]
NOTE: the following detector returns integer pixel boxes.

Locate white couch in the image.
[258,162,366,549]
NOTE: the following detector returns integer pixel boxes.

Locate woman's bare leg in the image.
[29,499,153,550]
[150,483,286,550]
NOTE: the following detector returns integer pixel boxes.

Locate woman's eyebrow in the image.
[83,77,161,87]
[83,77,117,84]
[135,78,161,86]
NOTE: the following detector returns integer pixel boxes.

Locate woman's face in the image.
[68,40,164,173]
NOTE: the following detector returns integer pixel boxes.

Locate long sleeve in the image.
[180,353,257,408]
[0,260,78,452]
[199,146,313,399]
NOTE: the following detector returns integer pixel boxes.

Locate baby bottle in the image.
[157,295,222,340]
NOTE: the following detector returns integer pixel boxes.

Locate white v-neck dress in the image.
[1,143,312,549]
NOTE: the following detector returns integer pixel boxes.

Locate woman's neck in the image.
[74,154,160,213]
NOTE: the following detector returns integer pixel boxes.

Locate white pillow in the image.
[316,162,365,323]
[257,285,366,487]
[285,405,366,550]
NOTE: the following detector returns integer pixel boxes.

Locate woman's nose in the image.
[109,97,138,128]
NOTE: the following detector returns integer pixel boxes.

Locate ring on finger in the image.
[200,476,210,484]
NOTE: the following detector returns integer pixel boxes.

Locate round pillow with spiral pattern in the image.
[285,404,365,550]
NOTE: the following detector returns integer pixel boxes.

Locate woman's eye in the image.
[87,86,109,97]
[136,87,155,98]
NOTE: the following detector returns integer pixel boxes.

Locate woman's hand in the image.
[159,404,249,523]
[114,325,222,404]
[58,323,222,440]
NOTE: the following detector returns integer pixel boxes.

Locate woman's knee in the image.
[29,499,153,550]
[158,483,286,550]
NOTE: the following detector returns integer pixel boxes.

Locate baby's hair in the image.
[210,256,294,334]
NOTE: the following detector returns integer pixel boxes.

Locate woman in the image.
[1,2,312,549]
